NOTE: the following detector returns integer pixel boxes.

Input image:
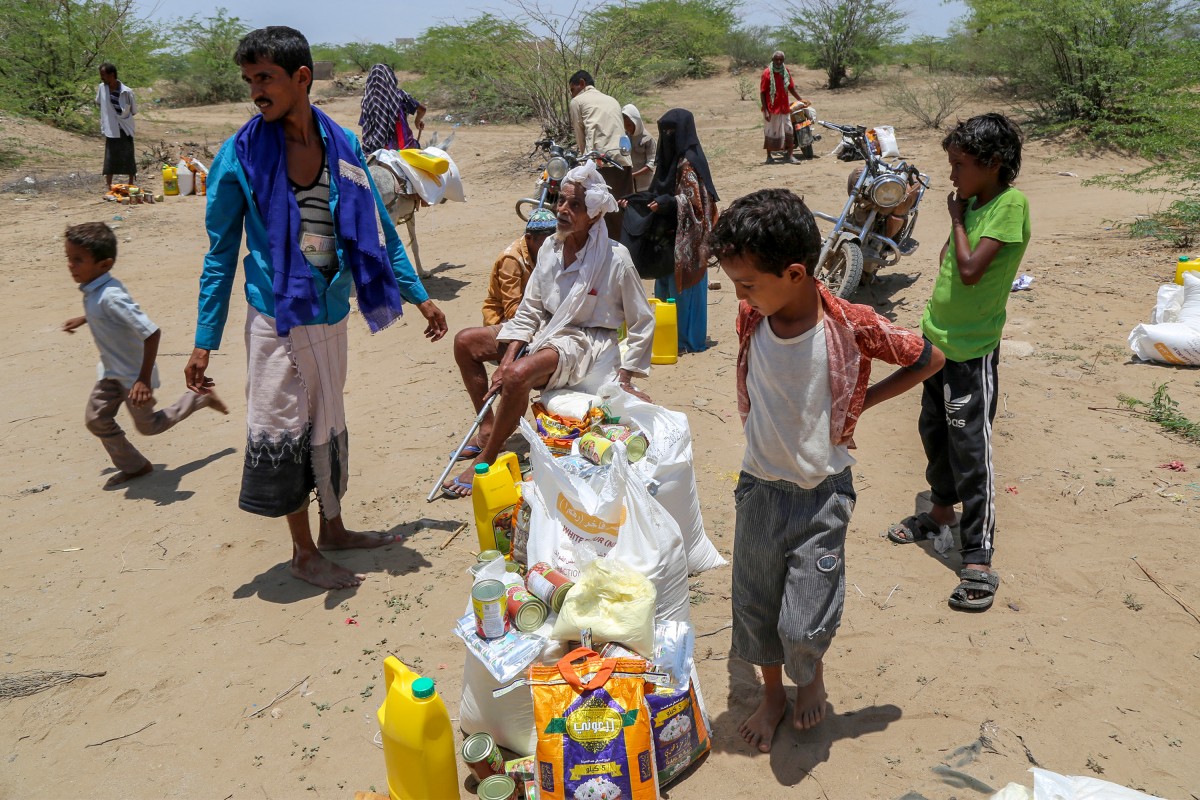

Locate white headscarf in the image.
[563,160,618,219]
[622,103,646,141]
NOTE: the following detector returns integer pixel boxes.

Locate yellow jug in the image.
[1175,256,1199,285]
[376,657,459,800]
[650,297,679,365]
[472,452,522,556]
[161,164,179,196]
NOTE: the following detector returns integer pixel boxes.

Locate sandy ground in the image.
[2,68,1199,800]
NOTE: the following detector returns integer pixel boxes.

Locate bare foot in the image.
[739,685,787,752]
[205,390,229,415]
[103,462,152,489]
[290,550,363,589]
[317,520,401,551]
[793,660,829,731]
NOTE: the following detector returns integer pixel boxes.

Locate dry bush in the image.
[883,76,979,129]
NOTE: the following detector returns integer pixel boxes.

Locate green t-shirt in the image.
[921,187,1031,362]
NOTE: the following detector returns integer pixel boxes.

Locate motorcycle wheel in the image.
[515,198,539,221]
[817,240,864,299]
[801,144,814,159]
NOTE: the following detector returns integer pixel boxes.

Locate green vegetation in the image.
[0,0,159,131]
[1123,200,1200,249]
[1118,383,1200,445]
[785,0,904,88]
[156,9,250,106]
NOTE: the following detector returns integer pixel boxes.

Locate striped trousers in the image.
[918,346,1000,565]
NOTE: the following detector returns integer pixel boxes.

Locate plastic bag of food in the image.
[530,647,658,800]
[552,557,655,656]
[644,679,710,786]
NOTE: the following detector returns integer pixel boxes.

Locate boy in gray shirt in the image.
[63,222,226,488]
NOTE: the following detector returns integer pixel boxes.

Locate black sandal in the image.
[949,568,999,612]
[885,512,942,544]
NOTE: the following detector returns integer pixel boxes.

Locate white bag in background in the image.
[596,383,727,574]
[872,125,901,158]
[1129,273,1200,365]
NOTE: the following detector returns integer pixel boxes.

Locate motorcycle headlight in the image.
[546,156,570,180]
[869,173,908,209]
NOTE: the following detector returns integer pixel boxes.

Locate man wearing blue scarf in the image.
[185,26,447,590]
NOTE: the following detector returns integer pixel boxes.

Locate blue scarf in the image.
[235,105,403,338]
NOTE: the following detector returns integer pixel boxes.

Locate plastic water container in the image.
[377,657,459,800]
[176,158,194,196]
[161,164,179,196]
[1175,256,1199,285]
[650,297,679,365]
[472,452,522,556]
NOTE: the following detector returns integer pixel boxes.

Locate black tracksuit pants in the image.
[918,346,999,566]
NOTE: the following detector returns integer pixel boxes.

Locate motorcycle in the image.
[789,100,818,160]
[810,121,930,298]
[515,137,626,220]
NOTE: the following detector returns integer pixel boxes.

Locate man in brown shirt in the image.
[480,209,557,326]
[569,70,633,240]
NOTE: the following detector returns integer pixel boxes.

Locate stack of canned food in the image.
[470,559,576,639]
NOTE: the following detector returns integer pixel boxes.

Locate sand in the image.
[2,68,1198,799]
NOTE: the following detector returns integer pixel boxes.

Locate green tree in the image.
[0,0,160,128]
[961,0,1197,122]
[785,0,904,88]
[158,9,250,106]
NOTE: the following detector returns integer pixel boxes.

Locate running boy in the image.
[709,189,944,750]
[884,113,1029,613]
[63,222,226,488]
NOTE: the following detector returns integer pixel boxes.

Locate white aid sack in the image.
[521,421,691,624]
[1129,272,1200,365]
[459,651,537,756]
[595,383,727,574]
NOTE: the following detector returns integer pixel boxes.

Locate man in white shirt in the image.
[443,162,654,497]
[568,70,633,241]
[96,63,137,191]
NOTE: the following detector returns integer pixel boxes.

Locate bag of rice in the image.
[530,648,658,800]
[644,681,710,786]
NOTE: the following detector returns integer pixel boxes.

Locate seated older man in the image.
[444,162,655,497]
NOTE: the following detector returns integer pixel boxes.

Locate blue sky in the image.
[139,0,968,44]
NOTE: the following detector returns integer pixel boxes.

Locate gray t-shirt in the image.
[81,273,160,388]
[292,163,337,281]
[742,319,855,488]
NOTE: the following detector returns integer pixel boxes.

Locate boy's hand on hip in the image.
[185,348,214,394]
[62,316,87,333]
[418,299,448,342]
[128,380,154,407]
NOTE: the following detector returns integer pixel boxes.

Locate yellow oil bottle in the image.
[376,656,459,800]
[161,164,179,196]
[1175,256,1199,285]
[472,452,522,556]
[650,297,679,365]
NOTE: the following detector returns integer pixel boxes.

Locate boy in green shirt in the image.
[885,113,1030,612]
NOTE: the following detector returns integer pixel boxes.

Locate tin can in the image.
[578,431,614,466]
[505,585,548,632]
[504,756,536,785]
[461,732,504,781]
[478,549,504,563]
[594,424,649,462]
[477,774,518,800]
[504,560,525,576]
[526,562,574,612]
[471,579,510,639]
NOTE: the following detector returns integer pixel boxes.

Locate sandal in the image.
[451,444,482,461]
[885,512,943,544]
[440,476,473,499]
[948,568,999,612]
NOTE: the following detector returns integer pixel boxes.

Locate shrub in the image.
[785,0,904,89]
[1123,200,1200,249]
[157,9,250,107]
[882,76,978,129]
[724,26,779,70]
